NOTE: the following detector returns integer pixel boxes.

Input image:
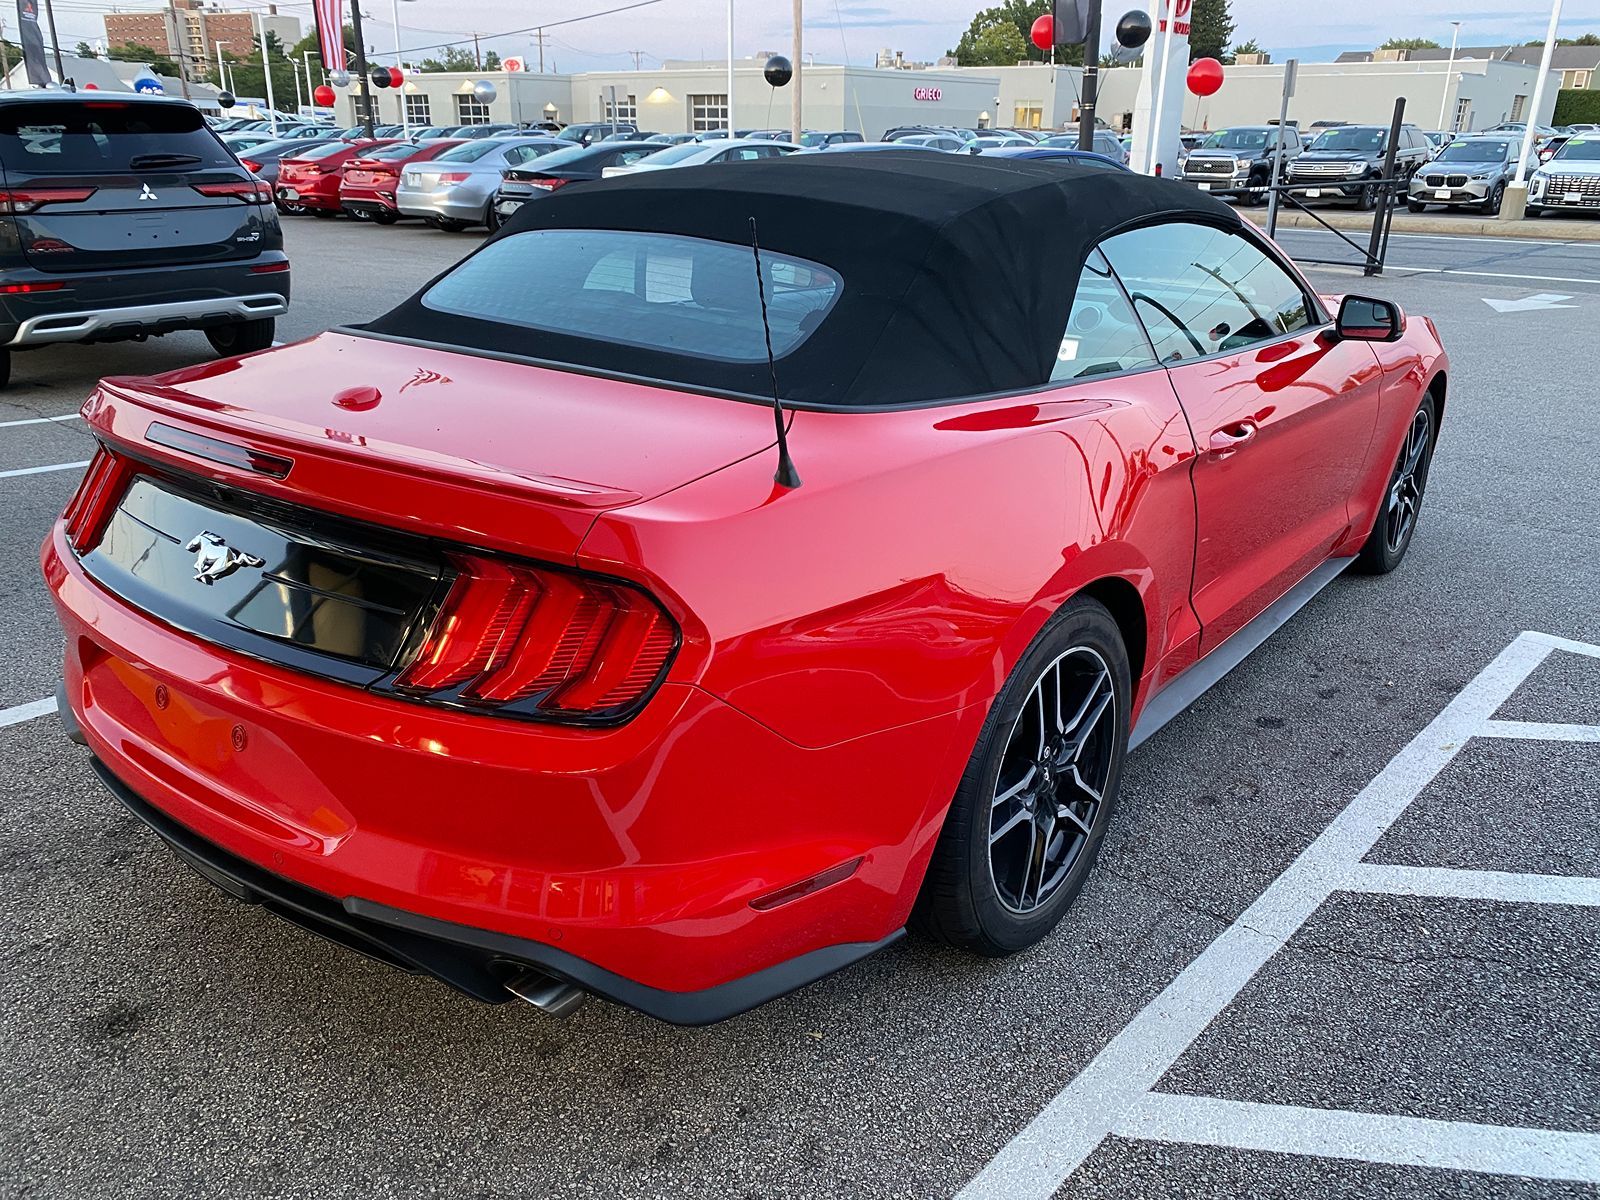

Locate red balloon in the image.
[313,85,336,106]
[83,82,99,90]
[1029,13,1053,51]
[388,66,404,88]
[1187,57,1224,97]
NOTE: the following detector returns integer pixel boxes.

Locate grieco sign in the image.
[913,86,943,102]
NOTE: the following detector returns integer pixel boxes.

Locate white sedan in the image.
[602,138,800,177]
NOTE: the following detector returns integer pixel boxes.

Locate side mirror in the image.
[1335,294,1404,342]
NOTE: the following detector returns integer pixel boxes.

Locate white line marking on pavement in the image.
[1479,719,1600,742]
[1483,293,1578,313]
[0,459,89,479]
[1113,1093,1600,1184]
[1341,863,1600,908]
[0,696,57,728]
[958,630,1600,1198]
[0,413,82,428]
[1302,264,1600,287]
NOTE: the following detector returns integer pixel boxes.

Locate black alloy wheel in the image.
[1355,393,1437,574]
[915,597,1129,955]
[1486,181,1506,215]
[1357,181,1379,210]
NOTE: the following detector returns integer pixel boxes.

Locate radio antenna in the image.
[749,217,802,490]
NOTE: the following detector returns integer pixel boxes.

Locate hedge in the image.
[1553,88,1600,125]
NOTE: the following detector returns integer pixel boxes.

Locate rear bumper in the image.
[396,187,489,222]
[89,752,901,1024]
[275,183,339,211]
[0,256,290,347]
[43,523,954,1018]
[5,292,286,348]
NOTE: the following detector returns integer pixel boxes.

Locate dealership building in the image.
[340,53,1559,141]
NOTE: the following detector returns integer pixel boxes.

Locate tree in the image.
[75,41,99,59]
[1188,0,1234,62]
[106,41,181,78]
[1379,37,1441,50]
[950,0,1082,66]
[1229,38,1265,61]
[418,45,479,72]
[1526,34,1600,47]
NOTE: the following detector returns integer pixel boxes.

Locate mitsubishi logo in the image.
[138,183,158,201]
[184,531,264,584]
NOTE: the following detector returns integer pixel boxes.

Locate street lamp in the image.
[1504,0,1563,220]
[392,0,418,133]
[1437,20,1462,131]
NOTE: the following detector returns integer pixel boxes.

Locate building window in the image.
[1577,71,1592,89]
[404,94,431,125]
[1453,97,1471,133]
[1013,104,1043,130]
[455,94,491,125]
[351,95,378,122]
[688,93,728,132]
[602,94,637,124]
[1510,94,1526,122]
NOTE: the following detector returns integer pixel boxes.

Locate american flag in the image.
[313,0,345,70]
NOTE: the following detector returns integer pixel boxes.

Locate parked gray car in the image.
[395,138,565,230]
[1408,135,1532,214]
[1528,134,1600,218]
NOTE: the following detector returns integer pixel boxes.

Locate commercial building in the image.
[104,0,300,73]
[1337,44,1600,92]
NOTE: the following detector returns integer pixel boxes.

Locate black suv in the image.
[1285,123,1432,208]
[1180,124,1302,203]
[0,93,288,388]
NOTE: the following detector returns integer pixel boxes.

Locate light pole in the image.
[726,0,734,135]
[1437,20,1462,131]
[790,0,801,143]
[1503,0,1563,220]
[254,13,278,134]
[391,0,416,133]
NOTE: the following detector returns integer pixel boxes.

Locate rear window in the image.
[0,100,233,174]
[364,142,428,162]
[290,140,354,162]
[422,229,841,362]
[434,140,505,163]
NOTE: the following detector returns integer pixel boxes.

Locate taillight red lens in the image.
[61,447,133,553]
[241,159,263,172]
[193,180,273,202]
[0,187,96,213]
[437,172,470,183]
[393,554,677,721]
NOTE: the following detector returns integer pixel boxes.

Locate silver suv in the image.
[1408,135,1532,215]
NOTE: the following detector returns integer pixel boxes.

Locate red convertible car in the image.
[44,155,1445,1023]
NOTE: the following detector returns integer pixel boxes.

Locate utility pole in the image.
[472,31,481,69]
[790,0,801,143]
[349,0,375,138]
[533,28,547,72]
[628,49,644,70]
[1076,0,1101,151]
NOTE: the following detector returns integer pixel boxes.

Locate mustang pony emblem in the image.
[184,531,264,584]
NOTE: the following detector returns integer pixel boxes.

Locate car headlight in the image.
[1531,170,1549,194]
[1345,162,1367,175]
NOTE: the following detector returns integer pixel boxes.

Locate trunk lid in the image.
[86,330,781,562]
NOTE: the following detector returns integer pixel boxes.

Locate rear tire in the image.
[312,208,338,219]
[205,317,276,357]
[484,201,501,232]
[428,217,470,232]
[0,348,11,390]
[371,210,399,225]
[913,597,1129,956]
[1354,392,1437,575]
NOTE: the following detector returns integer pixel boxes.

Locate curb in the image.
[1244,209,1600,242]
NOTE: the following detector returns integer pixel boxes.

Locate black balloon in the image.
[371,68,391,88]
[217,91,236,109]
[764,55,793,87]
[1115,9,1153,49]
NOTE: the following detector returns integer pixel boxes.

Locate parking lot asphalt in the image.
[2,215,1598,1200]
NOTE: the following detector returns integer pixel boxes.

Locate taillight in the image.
[529,178,567,191]
[437,172,470,183]
[0,187,96,213]
[61,447,133,554]
[193,180,273,202]
[241,158,263,172]
[0,280,65,293]
[391,553,677,722]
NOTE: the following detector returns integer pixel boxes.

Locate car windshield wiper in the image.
[129,152,203,170]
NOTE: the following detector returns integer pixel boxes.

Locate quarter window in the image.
[1100,222,1316,363]
[1053,249,1158,381]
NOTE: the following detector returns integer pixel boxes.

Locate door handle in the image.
[1207,419,1259,457]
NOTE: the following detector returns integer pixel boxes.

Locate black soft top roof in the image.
[362,152,1242,408]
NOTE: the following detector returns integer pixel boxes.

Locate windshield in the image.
[1437,140,1511,163]
[1309,127,1386,152]
[1201,129,1270,150]
[423,229,840,362]
[1555,138,1600,162]
[433,139,505,163]
[0,100,234,173]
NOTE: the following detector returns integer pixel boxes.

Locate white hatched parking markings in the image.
[960,630,1600,1198]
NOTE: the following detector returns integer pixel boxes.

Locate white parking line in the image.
[1479,718,1600,742]
[0,696,57,728]
[1114,1094,1600,1184]
[0,413,82,428]
[1341,863,1600,908]
[959,630,1600,1198]
[0,460,89,479]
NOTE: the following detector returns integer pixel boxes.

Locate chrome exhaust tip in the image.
[503,969,586,1018]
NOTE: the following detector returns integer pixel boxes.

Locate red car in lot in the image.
[276,138,396,216]
[44,156,1446,1023]
[339,139,464,223]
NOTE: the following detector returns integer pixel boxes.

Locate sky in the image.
[49,0,1600,76]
